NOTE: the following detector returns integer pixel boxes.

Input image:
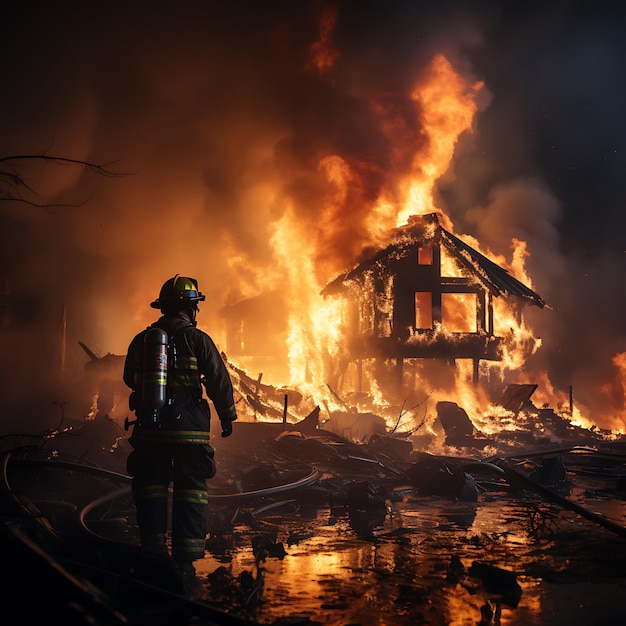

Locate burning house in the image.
[320,212,546,398]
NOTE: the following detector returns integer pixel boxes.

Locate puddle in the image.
[188,486,626,625]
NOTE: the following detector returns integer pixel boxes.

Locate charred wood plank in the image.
[497,459,626,538]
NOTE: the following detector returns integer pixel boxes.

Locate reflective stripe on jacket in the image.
[124,310,238,436]
[129,429,211,444]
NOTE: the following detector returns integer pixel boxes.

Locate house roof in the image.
[322,213,546,308]
[440,229,546,307]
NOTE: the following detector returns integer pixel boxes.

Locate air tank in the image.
[142,327,169,419]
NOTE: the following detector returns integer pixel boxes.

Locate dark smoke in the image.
[1,1,625,432]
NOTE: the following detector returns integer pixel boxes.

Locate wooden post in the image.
[282,393,288,427]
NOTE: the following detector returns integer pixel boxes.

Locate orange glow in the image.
[598,352,626,434]
[415,292,433,329]
[441,293,476,332]
[307,5,340,76]
[440,246,463,277]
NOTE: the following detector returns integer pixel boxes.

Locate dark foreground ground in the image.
[2,414,626,625]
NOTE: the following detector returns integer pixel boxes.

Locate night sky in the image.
[1,1,625,430]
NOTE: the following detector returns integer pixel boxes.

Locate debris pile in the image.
[2,376,626,625]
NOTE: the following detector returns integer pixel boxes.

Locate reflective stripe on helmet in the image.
[150,274,206,309]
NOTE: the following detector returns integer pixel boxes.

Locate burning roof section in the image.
[323,213,545,308]
[440,230,545,308]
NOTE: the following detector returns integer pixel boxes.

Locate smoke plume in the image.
[1,1,625,432]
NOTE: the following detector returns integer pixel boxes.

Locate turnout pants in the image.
[127,441,215,562]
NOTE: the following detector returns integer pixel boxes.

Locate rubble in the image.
[2,387,626,625]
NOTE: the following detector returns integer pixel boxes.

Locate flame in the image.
[268,203,345,401]
[510,237,534,288]
[170,46,613,437]
[398,54,483,226]
[256,50,561,430]
[444,231,543,384]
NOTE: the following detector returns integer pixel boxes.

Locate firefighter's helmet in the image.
[150,274,206,309]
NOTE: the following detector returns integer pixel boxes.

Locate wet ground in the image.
[3,417,626,625]
[190,477,626,625]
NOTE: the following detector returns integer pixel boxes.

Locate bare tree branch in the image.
[0,154,131,176]
[0,153,132,209]
[389,389,433,434]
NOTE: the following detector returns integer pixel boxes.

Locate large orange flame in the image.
[261,48,618,435]
[261,52,547,424]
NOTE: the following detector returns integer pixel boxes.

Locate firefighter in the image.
[123,274,237,581]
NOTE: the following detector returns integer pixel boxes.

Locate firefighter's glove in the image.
[221,421,233,438]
